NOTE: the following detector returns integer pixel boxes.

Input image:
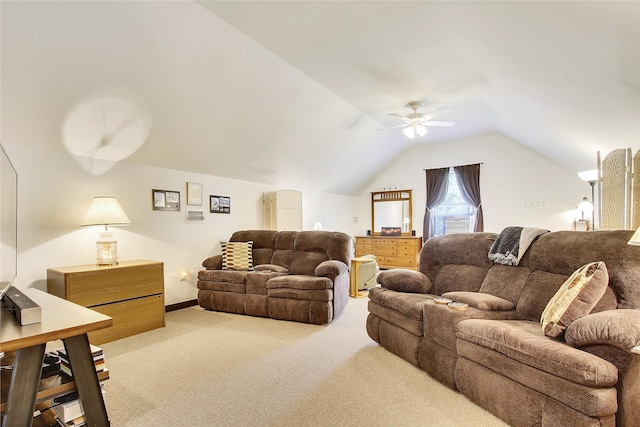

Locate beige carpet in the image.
[100,296,508,427]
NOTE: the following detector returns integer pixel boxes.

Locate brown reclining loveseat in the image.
[198,229,351,324]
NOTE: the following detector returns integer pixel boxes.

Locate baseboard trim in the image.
[165,299,198,312]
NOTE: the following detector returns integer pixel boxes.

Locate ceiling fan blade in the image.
[424,120,456,127]
[375,123,410,132]
[423,107,449,121]
[389,113,409,121]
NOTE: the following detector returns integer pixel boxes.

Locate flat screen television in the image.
[0,144,17,298]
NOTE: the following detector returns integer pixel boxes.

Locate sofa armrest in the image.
[202,255,222,270]
[565,309,640,354]
[377,269,432,294]
[315,260,348,280]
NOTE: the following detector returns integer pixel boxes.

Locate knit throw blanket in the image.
[488,226,549,266]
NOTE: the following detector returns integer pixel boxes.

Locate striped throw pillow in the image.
[221,241,254,271]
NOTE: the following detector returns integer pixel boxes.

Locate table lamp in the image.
[81,196,130,265]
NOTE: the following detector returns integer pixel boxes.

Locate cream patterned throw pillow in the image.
[540,261,608,338]
[221,241,254,271]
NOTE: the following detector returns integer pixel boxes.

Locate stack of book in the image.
[52,387,108,427]
[52,345,108,426]
[56,344,106,378]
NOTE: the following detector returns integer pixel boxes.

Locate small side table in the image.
[349,256,376,298]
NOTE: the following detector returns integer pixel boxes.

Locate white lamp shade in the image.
[81,196,131,226]
[577,197,594,214]
[578,169,598,183]
[628,227,640,246]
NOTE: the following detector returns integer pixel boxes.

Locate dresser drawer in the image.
[397,241,418,252]
[355,247,371,257]
[65,263,164,307]
[372,245,396,256]
[372,238,397,245]
[397,248,417,257]
[47,260,165,344]
[88,294,165,344]
[356,242,372,253]
[384,256,417,268]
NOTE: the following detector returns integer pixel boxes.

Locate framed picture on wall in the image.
[187,182,203,206]
[153,189,180,211]
[210,195,230,214]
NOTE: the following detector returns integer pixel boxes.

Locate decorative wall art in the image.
[152,189,180,211]
[187,182,203,206]
[185,210,205,223]
[210,195,230,214]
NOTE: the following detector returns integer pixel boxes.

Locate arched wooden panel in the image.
[633,150,640,229]
[600,148,631,230]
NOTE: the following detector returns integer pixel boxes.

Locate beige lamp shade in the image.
[628,227,640,246]
[81,196,130,228]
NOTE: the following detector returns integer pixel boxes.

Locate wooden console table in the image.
[0,289,112,427]
[47,260,165,344]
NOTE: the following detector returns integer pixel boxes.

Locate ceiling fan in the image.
[378,101,456,138]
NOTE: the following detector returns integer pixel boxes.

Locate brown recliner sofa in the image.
[198,229,351,324]
[367,230,640,427]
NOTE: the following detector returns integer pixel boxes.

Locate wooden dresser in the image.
[47,260,165,344]
[355,236,422,270]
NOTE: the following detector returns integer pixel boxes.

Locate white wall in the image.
[356,132,589,237]
[3,132,591,305]
[4,143,359,305]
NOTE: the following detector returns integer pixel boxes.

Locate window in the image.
[432,169,474,236]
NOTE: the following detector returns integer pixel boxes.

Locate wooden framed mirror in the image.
[371,189,412,236]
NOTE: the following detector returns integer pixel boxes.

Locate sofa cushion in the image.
[290,252,329,276]
[221,241,254,271]
[540,262,609,338]
[270,231,298,269]
[456,319,618,387]
[377,269,432,293]
[442,291,515,311]
[289,231,351,275]
[515,270,569,322]
[479,264,530,305]
[528,229,640,310]
[433,264,491,295]
[230,230,277,265]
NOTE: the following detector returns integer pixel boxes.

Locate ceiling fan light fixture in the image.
[402,124,427,138]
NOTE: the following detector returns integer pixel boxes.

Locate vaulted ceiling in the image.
[2,1,638,195]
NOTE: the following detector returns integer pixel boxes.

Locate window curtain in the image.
[423,167,450,241]
[454,163,484,232]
